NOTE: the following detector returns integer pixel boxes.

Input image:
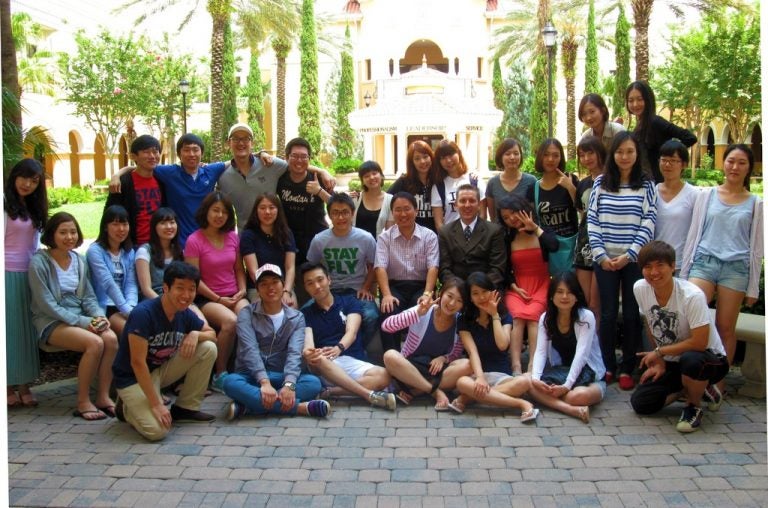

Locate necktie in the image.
[464,225,472,242]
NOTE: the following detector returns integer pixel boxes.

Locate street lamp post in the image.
[542,21,557,139]
[364,91,372,108]
[179,79,190,134]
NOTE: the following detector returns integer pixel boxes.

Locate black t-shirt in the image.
[277,172,328,259]
[388,177,435,231]
[355,200,381,239]
[551,326,577,367]
[529,179,579,237]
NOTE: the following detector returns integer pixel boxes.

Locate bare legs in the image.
[511,319,539,374]
[454,375,533,415]
[383,351,471,407]
[527,375,601,421]
[201,299,249,374]
[48,324,118,419]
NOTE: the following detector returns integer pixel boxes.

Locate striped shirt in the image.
[587,176,657,262]
[374,223,439,281]
[381,306,464,362]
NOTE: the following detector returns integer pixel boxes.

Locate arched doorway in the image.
[119,134,129,168]
[69,130,82,186]
[94,132,107,181]
[399,40,449,74]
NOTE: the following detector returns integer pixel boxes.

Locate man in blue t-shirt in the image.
[112,261,218,441]
[300,262,395,411]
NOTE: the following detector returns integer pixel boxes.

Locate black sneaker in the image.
[170,405,216,423]
[676,404,703,433]
[115,397,125,422]
[702,384,723,411]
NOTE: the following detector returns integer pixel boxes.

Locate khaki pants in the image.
[117,341,217,441]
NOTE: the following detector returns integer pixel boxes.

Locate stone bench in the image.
[710,309,765,398]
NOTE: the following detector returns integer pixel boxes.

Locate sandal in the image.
[577,406,590,424]
[97,405,116,418]
[7,390,21,408]
[434,400,451,412]
[395,390,413,406]
[19,391,38,407]
[447,398,465,414]
[520,407,540,423]
[72,409,107,421]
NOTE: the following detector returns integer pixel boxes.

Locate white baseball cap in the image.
[228,123,253,139]
[254,263,283,282]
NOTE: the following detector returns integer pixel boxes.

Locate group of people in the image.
[4,80,761,440]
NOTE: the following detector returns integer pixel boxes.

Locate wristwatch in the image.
[283,381,296,391]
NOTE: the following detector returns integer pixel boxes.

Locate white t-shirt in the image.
[633,277,725,361]
[430,174,487,225]
[654,183,698,269]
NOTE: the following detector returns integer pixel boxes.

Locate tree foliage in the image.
[654,10,760,143]
[584,0,598,93]
[243,49,266,150]
[612,2,631,119]
[60,30,155,172]
[496,60,533,156]
[492,58,505,111]
[560,21,580,161]
[335,25,356,160]
[221,19,239,143]
[297,0,321,152]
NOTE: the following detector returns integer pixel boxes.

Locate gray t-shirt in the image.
[217,155,289,229]
[306,227,376,291]
[486,173,537,215]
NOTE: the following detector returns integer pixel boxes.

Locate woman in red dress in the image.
[499,195,558,375]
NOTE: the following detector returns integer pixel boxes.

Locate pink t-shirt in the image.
[4,214,38,272]
[184,230,240,296]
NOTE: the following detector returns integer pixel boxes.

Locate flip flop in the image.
[520,407,540,423]
[97,405,116,418]
[72,409,107,421]
[395,390,412,406]
[434,401,451,412]
[447,398,465,414]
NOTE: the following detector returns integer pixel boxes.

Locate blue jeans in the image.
[594,261,643,376]
[222,371,321,415]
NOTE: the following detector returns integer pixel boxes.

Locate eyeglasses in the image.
[329,209,352,218]
[230,136,252,144]
[660,157,683,166]
[289,154,309,161]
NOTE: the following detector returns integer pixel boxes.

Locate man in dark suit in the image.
[438,184,506,287]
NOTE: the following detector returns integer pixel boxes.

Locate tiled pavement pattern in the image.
[6,373,766,508]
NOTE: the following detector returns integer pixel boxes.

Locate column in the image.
[384,134,394,173]
[396,127,407,177]
[363,133,374,162]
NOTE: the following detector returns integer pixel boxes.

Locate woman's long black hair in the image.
[463,271,509,324]
[243,193,292,249]
[600,131,648,192]
[96,205,132,252]
[4,158,48,230]
[543,271,590,339]
[148,207,183,269]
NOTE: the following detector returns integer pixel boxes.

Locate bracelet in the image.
[216,296,222,303]
[422,291,433,297]
[654,346,663,358]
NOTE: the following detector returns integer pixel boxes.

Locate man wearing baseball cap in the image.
[217,123,336,230]
[222,263,330,419]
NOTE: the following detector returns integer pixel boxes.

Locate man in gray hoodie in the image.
[223,264,330,419]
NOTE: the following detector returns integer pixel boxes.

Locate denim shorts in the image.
[688,253,749,293]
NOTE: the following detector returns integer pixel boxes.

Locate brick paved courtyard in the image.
[6,373,766,507]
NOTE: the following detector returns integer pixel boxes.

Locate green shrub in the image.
[332,157,362,174]
[192,129,214,163]
[521,156,536,175]
[683,168,723,184]
[347,180,393,193]
[750,182,762,195]
[48,185,95,209]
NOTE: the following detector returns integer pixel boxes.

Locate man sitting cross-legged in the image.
[112,261,218,441]
[300,262,396,410]
[631,241,729,433]
[223,264,330,420]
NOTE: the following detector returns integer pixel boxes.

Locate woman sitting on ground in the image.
[28,212,118,420]
[450,272,538,422]
[527,272,606,423]
[381,277,472,410]
[86,205,137,338]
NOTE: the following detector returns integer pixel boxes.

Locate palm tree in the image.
[2,0,22,174]
[235,0,300,152]
[271,36,292,152]
[620,0,748,82]
[559,20,582,161]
